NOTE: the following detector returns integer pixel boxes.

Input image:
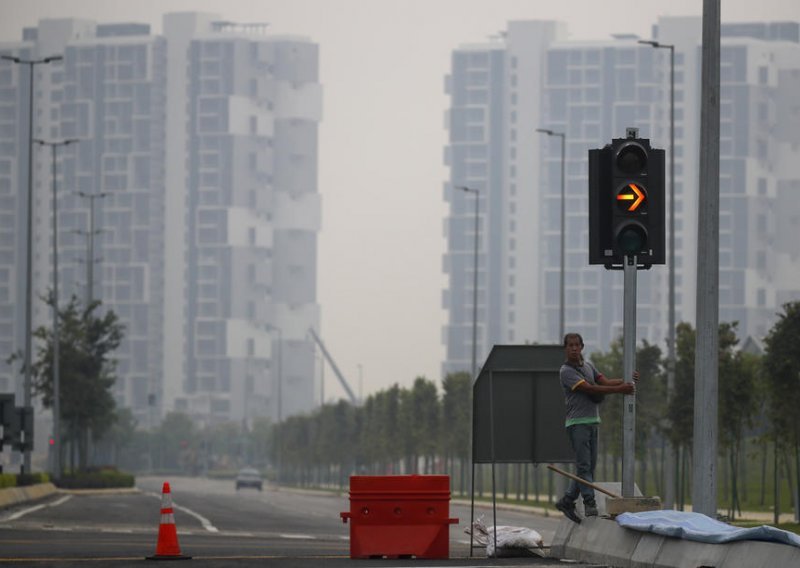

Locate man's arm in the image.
[596,370,640,387]
[575,380,634,396]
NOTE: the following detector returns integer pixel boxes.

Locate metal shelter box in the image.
[472,344,573,464]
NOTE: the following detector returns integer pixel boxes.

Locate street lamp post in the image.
[639,39,676,509]
[536,129,566,341]
[357,363,363,404]
[267,325,283,483]
[1,54,63,474]
[34,138,78,480]
[455,186,480,379]
[76,191,109,306]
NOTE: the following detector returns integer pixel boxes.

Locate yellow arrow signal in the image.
[617,183,645,212]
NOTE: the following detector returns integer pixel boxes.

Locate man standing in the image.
[555,332,638,523]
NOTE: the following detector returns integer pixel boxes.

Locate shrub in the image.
[56,467,135,489]
[16,472,50,486]
[0,473,16,489]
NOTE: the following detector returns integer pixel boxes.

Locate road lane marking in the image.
[172,503,218,533]
[279,533,315,539]
[147,492,218,533]
[2,494,73,521]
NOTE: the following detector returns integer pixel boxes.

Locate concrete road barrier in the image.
[0,483,58,510]
[551,515,800,568]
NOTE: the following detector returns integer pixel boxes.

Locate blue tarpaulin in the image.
[616,510,800,549]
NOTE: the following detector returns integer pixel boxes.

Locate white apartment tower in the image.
[0,13,322,433]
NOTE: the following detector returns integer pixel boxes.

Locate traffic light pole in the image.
[622,254,637,497]
[589,129,665,499]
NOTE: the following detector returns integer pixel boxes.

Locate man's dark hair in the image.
[563,332,584,348]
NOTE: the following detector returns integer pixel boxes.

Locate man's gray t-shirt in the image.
[560,359,604,427]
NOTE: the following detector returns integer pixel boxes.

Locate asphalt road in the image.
[0,476,592,567]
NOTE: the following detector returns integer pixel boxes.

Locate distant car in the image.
[235,467,263,491]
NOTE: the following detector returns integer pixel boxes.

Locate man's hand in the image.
[632,370,640,382]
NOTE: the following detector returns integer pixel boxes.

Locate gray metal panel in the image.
[472,345,573,464]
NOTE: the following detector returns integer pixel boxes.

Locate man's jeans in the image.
[564,423,598,505]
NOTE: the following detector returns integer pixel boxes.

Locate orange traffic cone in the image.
[146,481,191,560]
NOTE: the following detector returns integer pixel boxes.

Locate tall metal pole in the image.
[456,186,480,378]
[34,138,77,481]
[268,325,283,483]
[1,54,63,474]
[357,363,363,404]
[639,39,677,509]
[693,0,721,518]
[76,192,107,307]
[536,129,566,340]
[622,255,638,497]
[277,327,282,483]
[23,63,34,475]
[558,133,566,340]
[88,197,96,306]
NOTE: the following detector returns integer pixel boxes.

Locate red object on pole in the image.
[146,481,191,560]
[340,475,458,559]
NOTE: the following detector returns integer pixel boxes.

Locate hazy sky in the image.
[1,1,798,401]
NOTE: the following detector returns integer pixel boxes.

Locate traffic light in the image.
[589,129,665,268]
[0,394,13,451]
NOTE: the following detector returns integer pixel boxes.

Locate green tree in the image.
[633,340,665,495]
[668,322,696,451]
[21,295,123,472]
[409,377,439,473]
[441,372,471,493]
[94,407,137,466]
[762,301,800,522]
[591,339,665,490]
[154,412,195,472]
[591,340,623,479]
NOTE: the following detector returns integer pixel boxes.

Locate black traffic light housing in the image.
[589,129,665,269]
[0,394,13,452]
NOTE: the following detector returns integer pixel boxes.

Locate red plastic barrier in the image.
[340,475,459,559]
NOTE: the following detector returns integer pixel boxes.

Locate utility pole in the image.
[1,54,63,474]
[536,129,567,340]
[639,38,677,509]
[267,325,283,484]
[76,192,108,306]
[693,0,721,518]
[33,138,78,481]
[455,186,480,379]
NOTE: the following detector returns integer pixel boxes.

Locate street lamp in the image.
[639,39,677,509]
[536,128,566,341]
[34,137,79,480]
[76,191,109,306]
[1,53,63,474]
[266,324,283,483]
[357,363,363,404]
[455,186,480,379]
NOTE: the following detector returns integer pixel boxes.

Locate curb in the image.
[1,484,141,511]
[551,515,800,568]
[0,482,59,510]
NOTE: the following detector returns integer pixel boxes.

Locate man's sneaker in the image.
[555,498,581,524]
[584,502,599,517]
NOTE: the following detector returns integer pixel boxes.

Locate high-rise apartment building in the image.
[442,17,800,373]
[0,13,322,435]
